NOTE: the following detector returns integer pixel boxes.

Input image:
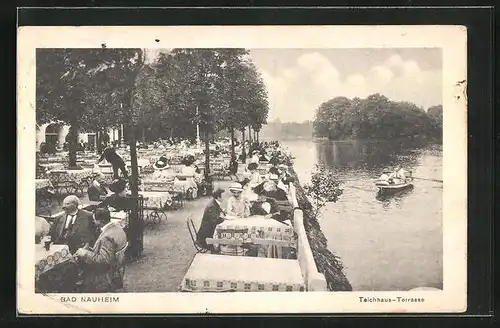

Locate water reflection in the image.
[316,139,423,174]
[284,138,443,291]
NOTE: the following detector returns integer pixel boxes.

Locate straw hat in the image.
[382,168,392,174]
[154,156,169,170]
[278,164,287,170]
[269,174,279,181]
[229,182,243,193]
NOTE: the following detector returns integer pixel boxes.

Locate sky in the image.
[146,48,442,124]
[249,48,442,123]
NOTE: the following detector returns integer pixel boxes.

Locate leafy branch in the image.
[302,165,343,219]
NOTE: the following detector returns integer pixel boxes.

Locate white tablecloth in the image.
[35,179,54,191]
[35,244,72,280]
[140,191,173,208]
[180,253,305,292]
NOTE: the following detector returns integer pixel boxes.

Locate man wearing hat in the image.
[255,174,288,202]
[196,188,226,251]
[98,179,133,212]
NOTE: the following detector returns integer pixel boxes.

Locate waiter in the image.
[97,143,128,179]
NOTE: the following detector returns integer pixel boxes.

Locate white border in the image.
[17,25,467,314]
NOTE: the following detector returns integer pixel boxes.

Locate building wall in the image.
[36,122,120,151]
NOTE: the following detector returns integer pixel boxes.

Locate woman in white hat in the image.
[226,182,250,219]
[151,156,172,181]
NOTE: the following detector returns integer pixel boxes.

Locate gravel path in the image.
[123,180,235,292]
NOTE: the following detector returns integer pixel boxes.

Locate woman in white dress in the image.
[226,182,250,219]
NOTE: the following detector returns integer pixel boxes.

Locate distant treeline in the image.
[259,120,313,140]
[313,94,443,141]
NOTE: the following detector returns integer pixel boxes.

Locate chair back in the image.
[116,242,129,266]
[186,217,206,253]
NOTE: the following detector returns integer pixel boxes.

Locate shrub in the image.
[303,165,343,219]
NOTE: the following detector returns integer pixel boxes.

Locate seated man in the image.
[49,195,98,254]
[196,188,226,251]
[74,208,128,293]
[87,178,108,202]
[250,194,281,220]
[254,175,289,202]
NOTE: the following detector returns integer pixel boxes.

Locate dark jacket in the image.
[98,147,125,166]
[49,209,98,254]
[98,194,134,212]
[196,199,224,248]
[87,184,108,201]
[250,197,280,217]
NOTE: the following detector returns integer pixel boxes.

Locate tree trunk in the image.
[142,127,146,143]
[67,120,79,169]
[240,128,246,164]
[230,127,235,161]
[96,130,101,154]
[127,125,143,260]
[256,131,259,143]
[204,127,210,181]
[248,126,252,144]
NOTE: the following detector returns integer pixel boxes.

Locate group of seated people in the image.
[196,157,295,252]
[377,167,411,185]
[36,193,129,293]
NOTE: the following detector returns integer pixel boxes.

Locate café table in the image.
[35,179,54,191]
[35,243,72,281]
[179,253,305,292]
[213,216,296,258]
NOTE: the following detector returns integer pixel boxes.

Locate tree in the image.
[36,48,142,167]
[303,165,344,219]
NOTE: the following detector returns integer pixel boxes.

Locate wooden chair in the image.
[114,242,129,291]
[186,217,209,254]
[206,238,251,256]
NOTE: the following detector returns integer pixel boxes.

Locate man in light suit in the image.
[49,195,98,254]
[74,208,128,293]
[196,188,226,251]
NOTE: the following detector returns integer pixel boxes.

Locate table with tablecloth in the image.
[213,216,296,258]
[35,179,54,191]
[179,253,305,292]
[35,244,72,281]
[140,191,173,209]
[47,169,94,194]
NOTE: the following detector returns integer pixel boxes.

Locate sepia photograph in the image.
[18,25,467,314]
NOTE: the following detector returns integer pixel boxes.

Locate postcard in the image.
[18,25,467,314]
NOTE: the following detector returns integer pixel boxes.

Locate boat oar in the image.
[411,177,443,183]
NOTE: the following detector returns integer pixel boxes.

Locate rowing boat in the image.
[375,178,414,194]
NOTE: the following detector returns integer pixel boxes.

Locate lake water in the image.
[281,139,443,291]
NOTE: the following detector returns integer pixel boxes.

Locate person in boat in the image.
[395,167,409,182]
[378,168,392,183]
[226,182,250,218]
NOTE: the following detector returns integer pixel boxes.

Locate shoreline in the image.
[287,164,352,291]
